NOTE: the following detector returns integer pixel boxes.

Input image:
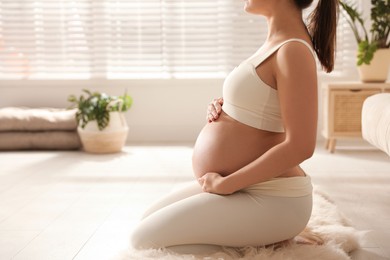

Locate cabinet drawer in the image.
[329,89,381,135]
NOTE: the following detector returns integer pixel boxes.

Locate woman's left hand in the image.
[198,172,233,195]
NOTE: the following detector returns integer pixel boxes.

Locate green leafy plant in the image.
[68,89,133,130]
[340,0,390,66]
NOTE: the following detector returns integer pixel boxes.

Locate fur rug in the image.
[118,188,361,260]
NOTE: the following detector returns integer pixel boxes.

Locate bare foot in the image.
[294,227,324,245]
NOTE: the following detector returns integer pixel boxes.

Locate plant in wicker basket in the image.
[68,89,133,153]
[340,0,390,66]
[339,0,390,82]
[68,89,133,130]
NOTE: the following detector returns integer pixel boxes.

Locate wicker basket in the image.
[78,112,128,154]
[358,49,390,83]
[78,127,128,154]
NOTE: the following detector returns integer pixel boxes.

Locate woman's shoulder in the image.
[278,39,315,58]
[271,39,317,82]
[274,39,316,69]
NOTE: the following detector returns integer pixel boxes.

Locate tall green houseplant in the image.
[340,0,390,65]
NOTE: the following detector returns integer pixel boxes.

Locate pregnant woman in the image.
[131,0,338,253]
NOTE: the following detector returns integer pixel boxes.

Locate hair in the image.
[294,0,339,73]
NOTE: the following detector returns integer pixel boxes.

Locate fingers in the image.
[197,177,204,185]
[210,103,219,118]
[212,99,222,114]
[217,97,224,106]
[206,103,218,122]
[206,97,223,122]
[197,177,208,192]
[206,105,216,122]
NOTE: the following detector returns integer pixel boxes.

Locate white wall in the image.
[0,71,360,143]
[0,79,222,143]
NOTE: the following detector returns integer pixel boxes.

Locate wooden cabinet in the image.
[322,82,390,153]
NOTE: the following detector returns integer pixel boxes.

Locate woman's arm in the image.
[200,42,318,195]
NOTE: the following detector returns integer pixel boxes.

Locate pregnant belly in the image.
[192,112,284,179]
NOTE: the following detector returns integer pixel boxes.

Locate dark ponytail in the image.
[295,0,339,73]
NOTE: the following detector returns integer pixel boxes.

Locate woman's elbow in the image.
[287,138,316,162]
[302,144,315,160]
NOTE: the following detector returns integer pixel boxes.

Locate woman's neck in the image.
[264,3,307,45]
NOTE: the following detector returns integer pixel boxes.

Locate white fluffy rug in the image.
[118,188,361,260]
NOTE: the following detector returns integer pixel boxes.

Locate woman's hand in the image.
[198,172,233,195]
[207,97,224,123]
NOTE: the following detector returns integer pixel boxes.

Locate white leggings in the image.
[130,176,313,253]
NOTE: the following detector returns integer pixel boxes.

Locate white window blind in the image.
[0,0,356,80]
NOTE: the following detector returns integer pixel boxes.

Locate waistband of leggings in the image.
[243,175,313,197]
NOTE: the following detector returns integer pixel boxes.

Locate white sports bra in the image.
[222,38,316,132]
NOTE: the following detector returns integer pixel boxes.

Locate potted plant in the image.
[68,89,133,154]
[340,0,390,82]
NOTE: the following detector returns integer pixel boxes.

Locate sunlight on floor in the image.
[0,142,389,259]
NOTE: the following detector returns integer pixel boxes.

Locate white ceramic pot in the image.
[358,48,390,83]
[78,112,128,154]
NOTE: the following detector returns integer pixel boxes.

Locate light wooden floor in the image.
[0,141,389,260]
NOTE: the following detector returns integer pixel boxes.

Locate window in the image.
[0,0,356,79]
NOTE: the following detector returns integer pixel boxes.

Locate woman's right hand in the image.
[207,97,224,122]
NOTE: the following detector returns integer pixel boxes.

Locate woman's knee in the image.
[130,225,159,250]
